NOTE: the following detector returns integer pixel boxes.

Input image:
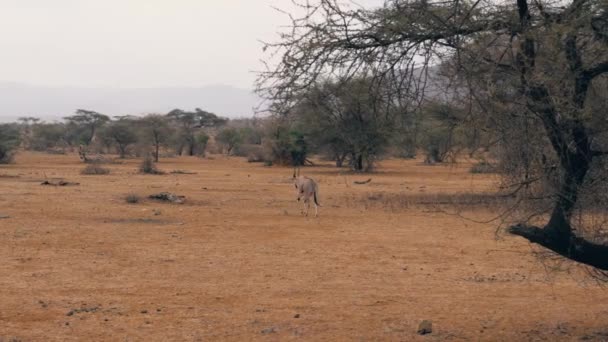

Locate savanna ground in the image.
[1,152,607,341]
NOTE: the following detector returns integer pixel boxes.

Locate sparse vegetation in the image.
[124,193,141,204]
[0,124,20,164]
[81,163,110,175]
[470,161,497,174]
[139,155,164,174]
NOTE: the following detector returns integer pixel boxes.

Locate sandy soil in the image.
[0,152,607,341]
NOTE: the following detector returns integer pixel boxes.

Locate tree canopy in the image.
[257,0,608,270]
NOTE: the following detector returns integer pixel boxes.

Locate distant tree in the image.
[17,117,40,149]
[140,114,173,162]
[261,118,309,166]
[195,132,210,156]
[167,108,227,156]
[64,109,110,145]
[194,108,228,127]
[167,109,198,156]
[103,119,139,158]
[216,127,243,155]
[297,78,396,171]
[30,123,67,151]
[0,124,21,163]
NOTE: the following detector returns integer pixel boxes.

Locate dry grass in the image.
[470,161,498,174]
[349,191,514,211]
[124,193,141,204]
[139,156,164,174]
[80,163,110,175]
[2,152,607,341]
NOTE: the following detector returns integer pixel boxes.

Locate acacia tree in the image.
[103,119,139,158]
[298,77,396,171]
[216,127,243,155]
[0,124,20,163]
[64,109,110,145]
[257,0,608,269]
[140,114,173,162]
[167,108,227,156]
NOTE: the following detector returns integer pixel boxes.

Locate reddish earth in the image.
[0,152,606,341]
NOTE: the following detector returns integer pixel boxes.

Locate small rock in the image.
[0,214,9,219]
[294,314,300,318]
[261,327,276,334]
[418,320,433,335]
[141,310,148,314]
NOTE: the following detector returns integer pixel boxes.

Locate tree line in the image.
[0,94,479,169]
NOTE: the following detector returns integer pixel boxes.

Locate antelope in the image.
[292,168,320,217]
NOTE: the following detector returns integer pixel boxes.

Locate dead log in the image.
[149,192,186,204]
[41,180,80,186]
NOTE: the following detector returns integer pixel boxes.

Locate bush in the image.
[139,155,164,174]
[196,132,210,156]
[0,124,20,164]
[125,193,141,204]
[470,161,497,174]
[81,163,110,175]
[234,144,266,162]
[216,127,243,155]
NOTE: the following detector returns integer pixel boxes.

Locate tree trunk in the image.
[336,153,346,168]
[154,143,160,163]
[354,154,363,172]
[118,145,126,159]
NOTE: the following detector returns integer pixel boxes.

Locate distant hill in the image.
[0,83,261,122]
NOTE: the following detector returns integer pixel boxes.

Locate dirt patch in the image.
[104,218,173,225]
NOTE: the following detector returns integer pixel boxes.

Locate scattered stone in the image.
[149,192,185,204]
[418,320,433,335]
[66,306,100,316]
[141,310,148,314]
[294,314,300,318]
[261,327,277,334]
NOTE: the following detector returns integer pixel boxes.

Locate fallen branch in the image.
[304,158,315,166]
[149,192,186,204]
[354,178,372,185]
[41,180,80,186]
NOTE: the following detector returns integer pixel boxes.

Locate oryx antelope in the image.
[293,168,320,217]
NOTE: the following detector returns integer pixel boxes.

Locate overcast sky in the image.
[0,0,383,90]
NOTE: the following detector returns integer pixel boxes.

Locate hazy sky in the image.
[0,0,383,90]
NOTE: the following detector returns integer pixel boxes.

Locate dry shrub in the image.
[233,144,267,162]
[81,163,110,175]
[140,155,164,175]
[170,170,196,175]
[470,161,497,174]
[349,191,515,211]
[125,193,141,204]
